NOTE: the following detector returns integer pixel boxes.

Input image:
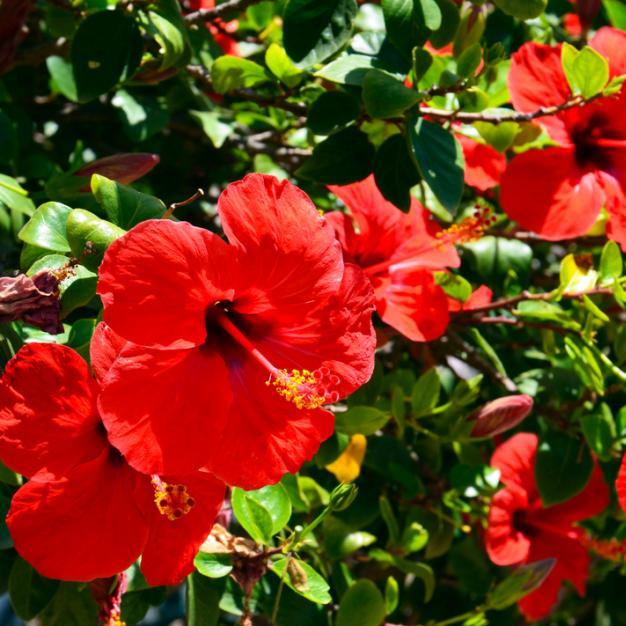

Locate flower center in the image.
[212,311,340,409]
[151,476,195,521]
[571,113,626,169]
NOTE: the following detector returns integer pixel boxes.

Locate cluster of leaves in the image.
[4,1,626,626]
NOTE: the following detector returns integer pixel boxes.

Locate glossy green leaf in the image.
[335,406,390,436]
[18,202,71,252]
[487,559,555,609]
[0,174,35,216]
[265,44,304,88]
[190,111,234,148]
[307,91,360,135]
[71,10,143,102]
[194,553,233,579]
[384,576,399,615]
[535,431,594,506]
[187,573,224,626]
[599,240,623,285]
[283,0,358,67]
[40,583,99,626]
[411,368,441,417]
[492,0,547,19]
[336,579,386,626]
[362,69,420,118]
[91,174,166,229]
[408,117,464,212]
[270,558,332,604]
[562,44,609,99]
[8,558,59,620]
[211,56,273,94]
[581,404,616,462]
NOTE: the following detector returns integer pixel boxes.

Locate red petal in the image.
[508,42,571,113]
[376,269,450,342]
[253,263,376,400]
[462,285,493,310]
[615,454,626,513]
[543,463,608,523]
[591,27,626,78]
[98,344,233,475]
[90,322,128,385]
[485,484,531,566]
[490,432,538,496]
[500,147,603,240]
[0,344,104,478]
[140,471,225,586]
[518,531,589,620]
[98,220,238,350]
[7,451,147,581]
[218,174,344,320]
[457,135,506,191]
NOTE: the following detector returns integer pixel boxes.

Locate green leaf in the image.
[91,174,166,229]
[194,553,233,579]
[604,0,626,28]
[8,558,59,620]
[283,0,358,67]
[18,202,71,252]
[71,10,143,102]
[296,127,374,185]
[408,117,464,212]
[265,44,304,88]
[307,91,360,135]
[382,0,418,56]
[400,521,429,553]
[384,576,399,615]
[487,559,555,609]
[335,406,390,436]
[270,558,332,604]
[112,90,170,142]
[187,573,224,626]
[418,0,442,30]
[535,431,593,506]
[599,240,623,285]
[435,272,472,301]
[0,174,35,216]
[337,580,386,626]
[66,208,126,271]
[379,495,401,545]
[211,56,273,94]
[315,53,404,86]
[362,69,420,118]
[190,111,234,148]
[411,368,441,417]
[46,56,78,101]
[457,43,482,78]
[429,0,460,48]
[40,583,99,626]
[581,404,616,462]
[492,0,547,20]
[373,134,421,211]
[562,44,610,99]
[231,483,292,543]
[142,10,187,70]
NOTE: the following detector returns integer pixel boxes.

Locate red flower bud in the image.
[0,271,61,334]
[74,153,160,189]
[468,394,533,438]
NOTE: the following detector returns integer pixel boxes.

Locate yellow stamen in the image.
[151,477,195,521]
[268,369,327,410]
[436,207,496,245]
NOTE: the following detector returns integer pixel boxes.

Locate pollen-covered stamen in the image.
[268,366,340,410]
[151,476,195,521]
[214,312,341,410]
[581,533,626,562]
[436,207,496,246]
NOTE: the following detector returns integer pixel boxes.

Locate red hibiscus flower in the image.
[486,433,609,621]
[326,176,495,341]
[0,342,225,585]
[456,135,506,192]
[500,28,626,246]
[186,0,240,56]
[95,174,376,489]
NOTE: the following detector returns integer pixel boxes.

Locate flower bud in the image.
[468,394,533,438]
[74,153,159,190]
[329,482,358,512]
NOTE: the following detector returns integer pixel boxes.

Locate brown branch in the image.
[185,64,307,116]
[419,93,606,125]
[184,0,266,24]
[163,188,205,219]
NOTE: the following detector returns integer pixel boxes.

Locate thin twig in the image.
[185,0,266,24]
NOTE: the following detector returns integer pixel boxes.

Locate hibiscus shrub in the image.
[4,0,626,625]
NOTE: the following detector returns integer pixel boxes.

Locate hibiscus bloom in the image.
[456,135,506,192]
[0,342,225,585]
[326,176,493,341]
[500,28,626,246]
[96,174,376,489]
[486,433,609,621]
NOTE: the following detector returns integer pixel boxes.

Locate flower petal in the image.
[7,451,147,581]
[376,269,450,342]
[98,220,238,350]
[98,343,233,475]
[218,174,344,319]
[140,471,225,586]
[490,432,538,495]
[0,343,104,478]
[500,147,603,240]
[90,322,129,385]
[591,27,626,78]
[456,135,506,192]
